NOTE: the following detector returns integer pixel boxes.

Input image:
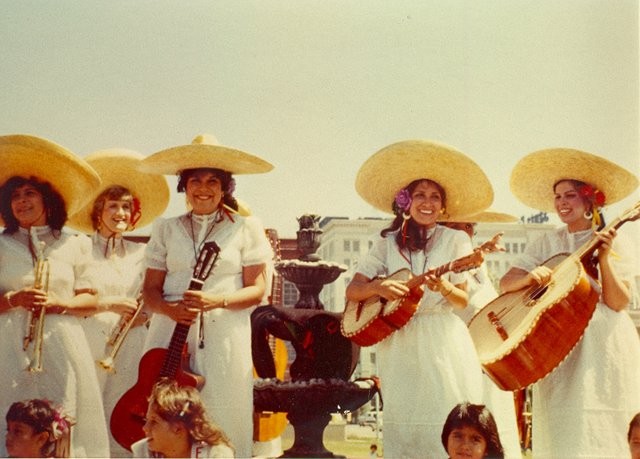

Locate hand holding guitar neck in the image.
[110,241,221,451]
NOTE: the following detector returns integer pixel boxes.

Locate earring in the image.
[402,212,411,220]
[583,211,593,220]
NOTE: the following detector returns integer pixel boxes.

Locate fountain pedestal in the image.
[252,214,378,458]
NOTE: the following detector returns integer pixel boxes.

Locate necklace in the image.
[399,226,437,274]
[188,210,221,260]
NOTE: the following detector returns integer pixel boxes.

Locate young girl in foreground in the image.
[132,379,235,458]
[5,399,74,458]
[441,402,504,459]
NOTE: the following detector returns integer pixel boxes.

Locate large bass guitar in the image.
[341,233,502,346]
[110,241,221,451]
[468,201,640,391]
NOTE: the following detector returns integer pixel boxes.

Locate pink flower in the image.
[394,188,412,212]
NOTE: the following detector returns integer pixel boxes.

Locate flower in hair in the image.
[394,188,412,212]
[51,407,74,440]
[579,184,606,207]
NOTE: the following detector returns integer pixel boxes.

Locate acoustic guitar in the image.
[110,241,221,451]
[341,233,503,346]
[468,201,640,391]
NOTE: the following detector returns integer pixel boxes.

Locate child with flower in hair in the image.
[132,378,234,458]
[5,399,75,458]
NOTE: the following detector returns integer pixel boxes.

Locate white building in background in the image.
[316,215,640,381]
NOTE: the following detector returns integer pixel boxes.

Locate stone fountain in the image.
[252,214,378,458]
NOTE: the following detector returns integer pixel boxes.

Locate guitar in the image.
[253,229,288,442]
[341,233,503,346]
[468,201,640,391]
[110,241,221,451]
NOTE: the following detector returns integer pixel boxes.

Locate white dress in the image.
[143,212,273,459]
[0,227,110,457]
[512,226,640,458]
[82,233,148,457]
[131,437,235,458]
[456,265,523,459]
[356,226,484,458]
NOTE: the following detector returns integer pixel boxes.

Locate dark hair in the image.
[381,179,447,251]
[441,402,504,458]
[90,185,138,231]
[0,176,67,234]
[553,179,606,230]
[6,399,57,456]
[176,168,238,213]
[629,412,640,442]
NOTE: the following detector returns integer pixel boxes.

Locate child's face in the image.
[143,405,184,456]
[630,425,640,459]
[446,425,488,459]
[5,421,48,458]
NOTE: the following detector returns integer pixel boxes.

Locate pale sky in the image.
[1,1,638,256]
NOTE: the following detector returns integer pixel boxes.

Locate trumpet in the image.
[97,300,145,372]
[25,240,50,373]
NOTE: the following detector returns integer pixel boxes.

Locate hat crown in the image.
[191,134,220,146]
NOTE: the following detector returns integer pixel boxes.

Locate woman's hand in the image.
[182,290,225,312]
[595,228,617,260]
[374,278,410,301]
[99,295,138,316]
[166,300,200,325]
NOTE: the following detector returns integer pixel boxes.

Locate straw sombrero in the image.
[67,149,171,234]
[510,148,639,212]
[0,134,101,222]
[139,134,274,175]
[355,139,494,219]
[457,209,519,223]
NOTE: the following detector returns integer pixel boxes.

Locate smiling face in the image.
[5,421,49,458]
[98,198,132,237]
[446,425,488,459]
[554,180,591,232]
[10,184,47,229]
[408,180,444,228]
[184,170,224,216]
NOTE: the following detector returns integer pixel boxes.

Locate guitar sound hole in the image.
[528,285,548,303]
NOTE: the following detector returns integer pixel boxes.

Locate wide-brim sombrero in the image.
[456,209,519,223]
[0,134,101,225]
[139,134,274,175]
[355,139,494,219]
[510,148,639,212]
[67,149,171,234]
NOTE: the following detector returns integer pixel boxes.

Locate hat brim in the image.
[456,209,519,223]
[67,149,171,234]
[510,148,639,212]
[139,144,273,175]
[355,139,494,219]
[0,135,101,225]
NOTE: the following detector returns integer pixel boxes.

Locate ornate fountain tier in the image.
[276,259,346,310]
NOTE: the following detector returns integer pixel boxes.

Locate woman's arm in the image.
[142,268,198,325]
[345,272,409,303]
[596,228,631,311]
[499,266,553,294]
[182,263,268,311]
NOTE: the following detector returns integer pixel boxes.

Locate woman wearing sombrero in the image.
[345,140,495,457]
[500,148,640,457]
[138,134,273,458]
[66,148,170,457]
[0,134,109,457]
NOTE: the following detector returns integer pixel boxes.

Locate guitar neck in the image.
[408,262,453,289]
[575,215,625,264]
[159,278,205,378]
